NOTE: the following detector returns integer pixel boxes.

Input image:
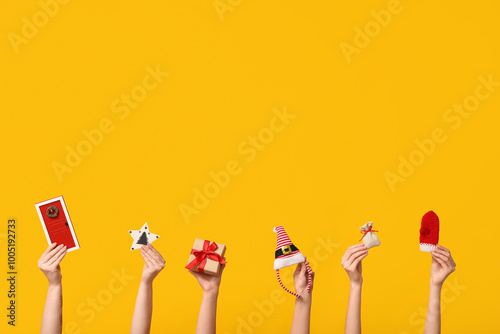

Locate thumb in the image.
[294,262,303,274]
[300,262,306,276]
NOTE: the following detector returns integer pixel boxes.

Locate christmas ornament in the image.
[359,221,380,249]
[420,211,439,252]
[273,225,312,298]
[129,222,160,251]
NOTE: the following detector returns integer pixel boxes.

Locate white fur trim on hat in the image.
[420,243,436,253]
[274,252,306,271]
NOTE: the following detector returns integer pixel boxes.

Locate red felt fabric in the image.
[420,210,440,246]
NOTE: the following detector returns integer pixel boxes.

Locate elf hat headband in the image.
[273,225,312,298]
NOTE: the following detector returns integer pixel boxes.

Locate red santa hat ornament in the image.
[420,211,439,252]
[273,225,312,298]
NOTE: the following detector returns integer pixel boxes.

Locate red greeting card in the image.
[35,196,80,252]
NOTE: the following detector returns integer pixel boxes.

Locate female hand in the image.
[38,243,67,285]
[140,243,165,285]
[190,259,226,293]
[430,245,456,287]
[341,244,368,286]
[293,259,315,297]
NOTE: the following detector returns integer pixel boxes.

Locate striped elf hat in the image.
[273,225,312,298]
[420,211,440,252]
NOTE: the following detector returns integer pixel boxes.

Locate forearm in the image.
[41,283,62,334]
[130,281,153,334]
[424,284,442,334]
[290,295,312,334]
[345,283,362,334]
[196,289,219,334]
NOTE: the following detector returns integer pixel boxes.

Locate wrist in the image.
[296,293,312,305]
[430,280,444,289]
[203,287,220,296]
[48,281,62,289]
[140,279,154,287]
[350,280,363,289]
[141,274,156,286]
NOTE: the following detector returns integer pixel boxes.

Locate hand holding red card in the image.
[38,243,67,284]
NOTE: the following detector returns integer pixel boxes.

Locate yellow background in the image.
[1,0,499,333]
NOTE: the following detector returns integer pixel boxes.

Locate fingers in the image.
[48,246,67,267]
[341,244,368,269]
[341,244,365,260]
[39,244,66,267]
[352,251,368,267]
[433,246,456,269]
[432,252,455,273]
[293,257,312,279]
[41,243,63,262]
[294,262,302,275]
[140,247,154,267]
[434,245,451,258]
[299,261,306,276]
[38,244,66,282]
[341,244,367,262]
[432,248,450,260]
[147,243,165,263]
[41,243,58,257]
[434,245,454,262]
[56,249,67,264]
[432,253,446,268]
[146,243,163,259]
[432,254,454,271]
[431,255,453,278]
[434,245,456,267]
[435,245,449,252]
[141,245,157,267]
[141,244,165,269]
[48,244,65,258]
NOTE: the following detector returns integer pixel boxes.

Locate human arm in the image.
[341,244,368,334]
[290,260,315,334]
[130,243,165,334]
[190,260,226,334]
[39,243,67,334]
[423,245,456,334]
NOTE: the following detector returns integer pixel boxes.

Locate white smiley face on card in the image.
[129,222,160,251]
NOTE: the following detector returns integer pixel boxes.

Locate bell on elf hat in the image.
[420,211,440,252]
[273,225,312,298]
